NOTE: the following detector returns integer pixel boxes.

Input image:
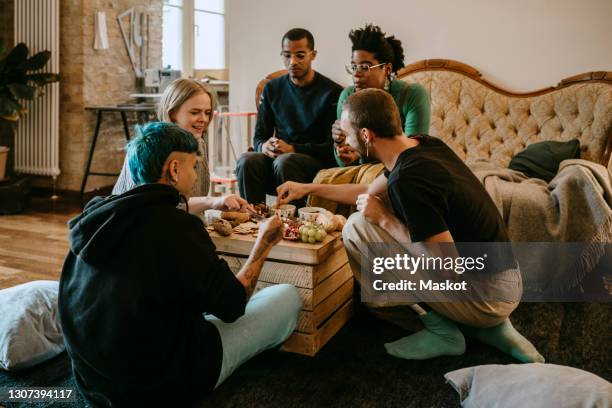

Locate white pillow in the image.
[0,280,65,371]
[445,363,612,408]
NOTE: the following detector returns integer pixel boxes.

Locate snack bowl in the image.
[298,207,325,223]
[271,204,296,218]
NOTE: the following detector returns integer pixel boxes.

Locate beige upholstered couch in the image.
[396,59,612,173]
[256,60,611,172]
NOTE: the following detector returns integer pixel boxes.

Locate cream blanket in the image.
[468,159,612,295]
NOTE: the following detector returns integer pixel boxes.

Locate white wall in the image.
[229,0,611,105]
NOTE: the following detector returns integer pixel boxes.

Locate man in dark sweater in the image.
[276,89,544,363]
[59,123,302,406]
[236,28,342,206]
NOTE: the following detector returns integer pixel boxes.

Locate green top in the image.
[334,79,431,167]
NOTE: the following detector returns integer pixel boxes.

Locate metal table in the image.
[80,105,157,199]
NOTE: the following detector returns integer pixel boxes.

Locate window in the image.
[162,0,226,74]
[194,0,225,69]
[162,0,184,70]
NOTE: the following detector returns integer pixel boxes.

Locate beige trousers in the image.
[342,212,520,328]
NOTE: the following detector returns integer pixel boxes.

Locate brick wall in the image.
[58,0,163,192]
[0,0,161,192]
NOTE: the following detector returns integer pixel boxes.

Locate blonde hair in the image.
[156,78,216,123]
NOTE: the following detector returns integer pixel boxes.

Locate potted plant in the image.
[0,40,59,181]
[0,40,59,213]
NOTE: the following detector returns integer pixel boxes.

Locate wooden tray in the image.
[210,230,342,265]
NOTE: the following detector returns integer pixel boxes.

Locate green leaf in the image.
[5,43,28,66]
[0,94,22,117]
[0,112,20,122]
[8,83,36,99]
[20,50,51,71]
[26,73,59,85]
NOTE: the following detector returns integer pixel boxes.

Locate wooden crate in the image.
[211,230,354,356]
[294,278,353,333]
[281,299,353,356]
[219,241,347,289]
[256,263,353,311]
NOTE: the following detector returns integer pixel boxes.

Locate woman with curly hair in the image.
[293,25,431,215]
[333,24,431,166]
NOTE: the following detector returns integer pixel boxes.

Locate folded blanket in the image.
[468,159,612,295]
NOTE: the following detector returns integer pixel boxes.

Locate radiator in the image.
[13,0,60,177]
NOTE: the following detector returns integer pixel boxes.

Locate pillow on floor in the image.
[0,280,65,371]
[445,363,612,408]
[508,139,580,182]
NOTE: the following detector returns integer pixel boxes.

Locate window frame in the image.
[163,0,228,76]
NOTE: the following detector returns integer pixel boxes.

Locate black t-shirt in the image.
[254,72,342,165]
[386,135,515,270]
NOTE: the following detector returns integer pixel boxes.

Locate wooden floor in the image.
[0,196,80,290]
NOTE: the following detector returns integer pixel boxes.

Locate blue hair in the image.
[126,122,199,185]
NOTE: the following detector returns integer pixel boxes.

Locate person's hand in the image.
[215,194,255,212]
[261,138,278,158]
[276,181,310,205]
[257,215,283,246]
[337,145,360,165]
[272,138,295,154]
[356,193,391,226]
[331,119,346,145]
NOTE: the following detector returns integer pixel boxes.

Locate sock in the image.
[460,319,545,363]
[384,310,466,360]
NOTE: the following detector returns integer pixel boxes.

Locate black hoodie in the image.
[59,184,246,407]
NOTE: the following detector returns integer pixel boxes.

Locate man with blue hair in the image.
[59,122,302,406]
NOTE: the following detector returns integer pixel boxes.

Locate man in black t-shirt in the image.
[276,89,544,363]
[236,28,342,206]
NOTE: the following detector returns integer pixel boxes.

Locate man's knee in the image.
[272,153,301,174]
[342,212,369,242]
[236,152,267,172]
[263,284,302,339]
[274,284,303,316]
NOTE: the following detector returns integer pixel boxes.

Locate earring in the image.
[384,76,390,92]
[365,141,369,159]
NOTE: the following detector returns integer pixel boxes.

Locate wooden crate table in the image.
[209,230,353,356]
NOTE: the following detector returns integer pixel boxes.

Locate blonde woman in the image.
[113,78,251,214]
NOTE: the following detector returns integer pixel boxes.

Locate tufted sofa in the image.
[255,60,612,172]
[254,62,612,360]
[396,59,612,172]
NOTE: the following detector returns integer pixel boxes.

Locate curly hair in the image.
[348,24,405,73]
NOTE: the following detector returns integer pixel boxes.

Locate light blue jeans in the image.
[205,283,302,388]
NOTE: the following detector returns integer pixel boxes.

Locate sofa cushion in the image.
[0,280,64,371]
[445,363,612,408]
[508,139,581,181]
